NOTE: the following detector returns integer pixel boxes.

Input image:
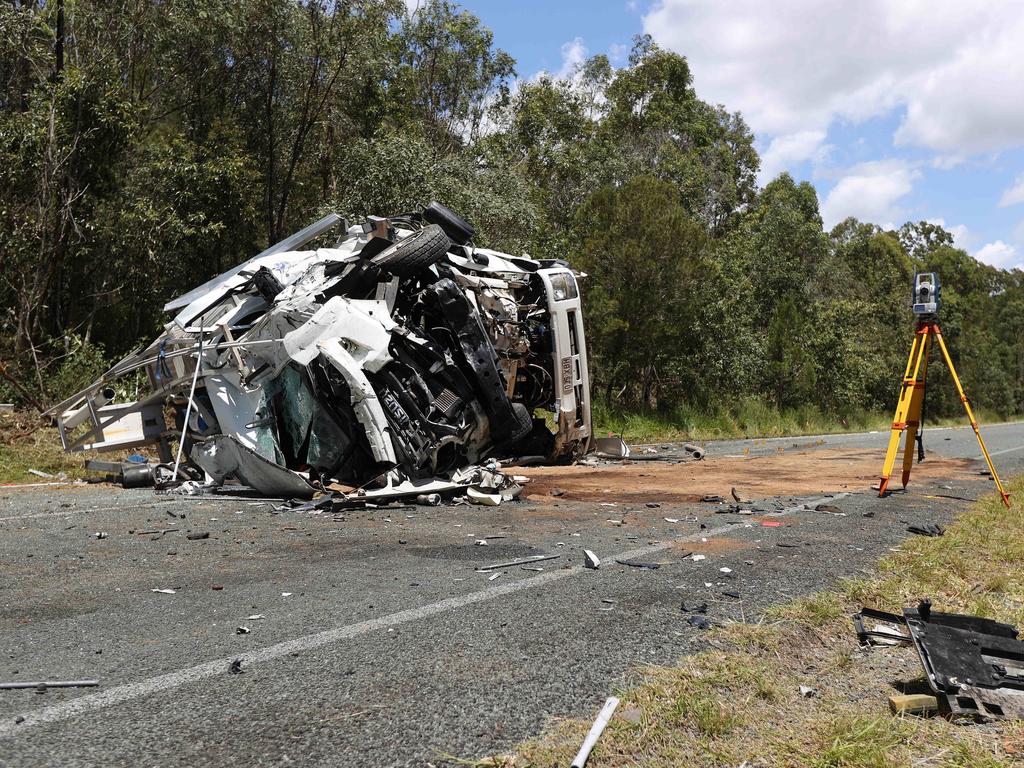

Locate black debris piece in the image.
[186,531,210,540]
[229,659,244,675]
[687,615,713,630]
[680,601,708,614]
[615,559,660,570]
[907,523,944,537]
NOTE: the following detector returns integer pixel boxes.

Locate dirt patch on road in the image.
[521,448,973,504]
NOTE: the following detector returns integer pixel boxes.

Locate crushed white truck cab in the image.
[47,203,591,494]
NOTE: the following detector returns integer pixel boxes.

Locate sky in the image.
[451,0,1024,271]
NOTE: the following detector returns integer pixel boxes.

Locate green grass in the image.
[513,477,1024,768]
[591,398,1021,443]
[0,411,106,484]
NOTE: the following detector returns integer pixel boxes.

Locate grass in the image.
[509,477,1024,768]
[591,398,1020,443]
[0,410,106,484]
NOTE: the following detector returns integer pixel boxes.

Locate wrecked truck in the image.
[46,203,592,497]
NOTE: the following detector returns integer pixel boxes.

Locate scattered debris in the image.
[150,588,176,595]
[235,626,250,635]
[701,495,725,503]
[550,488,566,497]
[186,531,211,540]
[680,601,708,613]
[686,615,713,630]
[690,554,706,562]
[593,436,630,460]
[683,443,705,460]
[583,550,601,570]
[570,696,620,768]
[761,520,783,527]
[856,599,1024,720]
[488,572,502,581]
[0,680,100,690]
[814,503,844,514]
[731,487,749,503]
[721,590,741,599]
[719,567,732,574]
[27,468,55,479]
[247,614,265,620]
[229,659,244,675]
[888,693,939,716]
[93,531,108,539]
[907,523,944,537]
[615,559,660,570]
[476,554,560,572]
[799,685,817,698]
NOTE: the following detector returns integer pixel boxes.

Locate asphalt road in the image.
[1,423,1022,767]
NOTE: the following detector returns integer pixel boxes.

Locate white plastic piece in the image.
[571,696,620,768]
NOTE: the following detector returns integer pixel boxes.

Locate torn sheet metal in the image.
[47,202,593,499]
[855,601,1024,720]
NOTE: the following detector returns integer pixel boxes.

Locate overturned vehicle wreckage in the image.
[48,203,592,499]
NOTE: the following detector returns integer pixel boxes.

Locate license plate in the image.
[560,357,573,393]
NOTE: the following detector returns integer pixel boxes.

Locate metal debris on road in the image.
[570,696,620,768]
[228,659,244,675]
[150,588,176,594]
[186,531,211,540]
[236,626,250,635]
[907,523,944,537]
[615,559,660,570]
[487,572,502,581]
[583,549,601,569]
[475,554,560,572]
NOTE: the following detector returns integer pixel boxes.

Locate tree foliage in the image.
[1,3,1022,420]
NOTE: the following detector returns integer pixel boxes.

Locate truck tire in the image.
[371,225,451,277]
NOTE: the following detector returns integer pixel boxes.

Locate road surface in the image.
[1,423,1021,767]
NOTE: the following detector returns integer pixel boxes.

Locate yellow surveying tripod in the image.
[879,273,1010,508]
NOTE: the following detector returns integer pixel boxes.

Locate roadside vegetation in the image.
[506,478,1024,767]
[2,1,1023,431]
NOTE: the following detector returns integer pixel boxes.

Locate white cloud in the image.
[758,130,828,184]
[999,174,1024,207]
[975,240,1022,269]
[820,160,920,230]
[643,1,1024,161]
[557,37,588,80]
[927,218,972,250]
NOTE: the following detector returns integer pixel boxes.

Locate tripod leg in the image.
[932,325,1011,509]
[880,325,928,496]
[900,330,931,487]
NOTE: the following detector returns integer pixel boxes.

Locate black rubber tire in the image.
[370,224,451,277]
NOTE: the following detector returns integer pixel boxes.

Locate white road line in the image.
[980,445,1024,459]
[0,492,847,739]
[0,500,178,523]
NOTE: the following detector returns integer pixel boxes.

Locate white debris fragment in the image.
[719,567,732,574]
[584,549,601,569]
[247,614,265,620]
[236,626,250,635]
[150,588,176,594]
[467,487,503,506]
[663,517,679,523]
[799,685,817,698]
[488,572,502,581]
[691,554,706,562]
[474,539,488,546]
[281,592,292,597]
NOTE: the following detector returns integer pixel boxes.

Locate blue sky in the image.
[454,0,1024,271]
